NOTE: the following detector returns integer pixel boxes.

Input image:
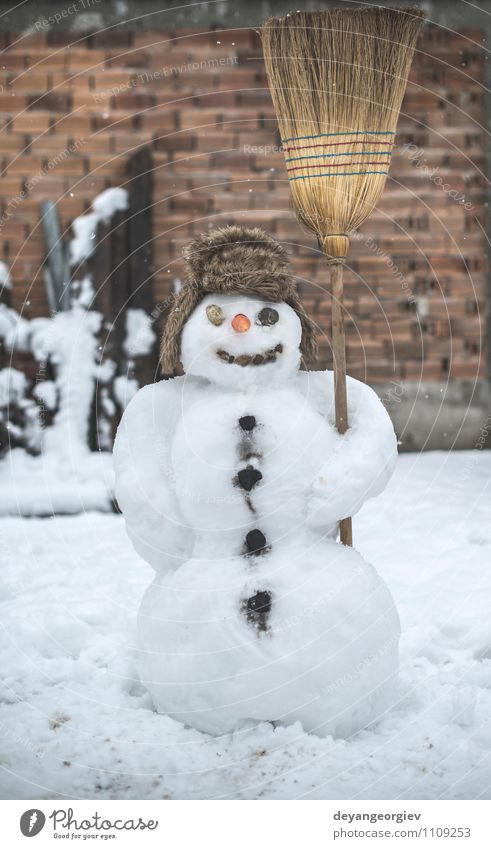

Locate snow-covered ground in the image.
[0,450,490,800]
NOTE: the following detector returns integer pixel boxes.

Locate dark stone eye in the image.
[257,307,279,326]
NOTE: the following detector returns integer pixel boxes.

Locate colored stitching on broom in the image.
[284,140,394,153]
[288,170,389,181]
[282,130,395,143]
[287,161,391,173]
[285,150,393,163]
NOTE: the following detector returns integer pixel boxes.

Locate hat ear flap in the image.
[160,286,202,375]
[286,292,318,368]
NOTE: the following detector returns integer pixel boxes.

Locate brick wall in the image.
[0,24,487,383]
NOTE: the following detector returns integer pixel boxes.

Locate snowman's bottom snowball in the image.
[137,540,400,738]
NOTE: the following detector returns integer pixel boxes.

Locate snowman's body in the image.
[114,292,400,737]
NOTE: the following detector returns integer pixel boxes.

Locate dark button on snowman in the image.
[114,226,400,738]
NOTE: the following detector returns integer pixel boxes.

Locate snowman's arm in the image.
[297,370,397,523]
[113,379,192,572]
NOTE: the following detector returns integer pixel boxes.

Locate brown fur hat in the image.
[160,225,317,373]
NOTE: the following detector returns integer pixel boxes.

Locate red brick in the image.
[193,91,238,108]
[179,109,222,130]
[173,32,214,48]
[91,32,134,48]
[112,92,157,110]
[211,29,254,49]
[84,153,126,176]
[64,174,108,196]
[139,112,179,132]
[22,49,68,68]
[2,55,30,71]
[7,73,50,93]
[237,89,274,108]
[28,92,72,112]
[0,136,30,155]
[152,131,193,153]
[46,33,88,47]
[4,155,46,174]
[133,32,174,48]
[91,112,138,132]
[213,70,257,88]
[20,176,66,197]
[72,92,101,110]
[194,132,236,153]
[65,49,107,71]
[112,133,147,155]
[11,113,52,132]
[119,50,152,69]
[0,94,25,111]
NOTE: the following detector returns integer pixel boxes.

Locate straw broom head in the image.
[262,6,424,259]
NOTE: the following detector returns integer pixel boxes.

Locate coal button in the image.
[239,415,256,432]
[246,529,267,555]
[244,590,272,632]
[237,465,262,491]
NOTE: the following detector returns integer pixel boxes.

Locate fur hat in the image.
[160,225,317,373]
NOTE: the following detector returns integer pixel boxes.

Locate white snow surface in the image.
[0,303,30,350]
[113,374,138,409]
[0,260,11,289]
[123,308,156,358]
[0,367,27,408]
[0,451,490,799]
[0,447,113,517]
[92,187,128,222]
[0,306,114,516]
[70,188,128,266]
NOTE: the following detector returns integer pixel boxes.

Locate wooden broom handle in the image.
[330,260,353,547]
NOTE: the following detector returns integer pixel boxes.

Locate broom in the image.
[262,6,424,545]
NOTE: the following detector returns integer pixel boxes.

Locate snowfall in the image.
[1,449,490,800]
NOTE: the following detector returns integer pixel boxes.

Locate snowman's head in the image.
[181,293,302,387]
[160,226,318,378]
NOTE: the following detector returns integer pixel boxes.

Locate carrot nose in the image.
[231,313,251,333]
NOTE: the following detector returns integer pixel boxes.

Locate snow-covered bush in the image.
[0,177,158,515]
[0,367,41,457]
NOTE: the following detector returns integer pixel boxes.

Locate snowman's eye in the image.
[257,307,279,327]
[206,304,225,326]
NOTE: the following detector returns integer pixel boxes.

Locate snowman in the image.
[114,225,400,738]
